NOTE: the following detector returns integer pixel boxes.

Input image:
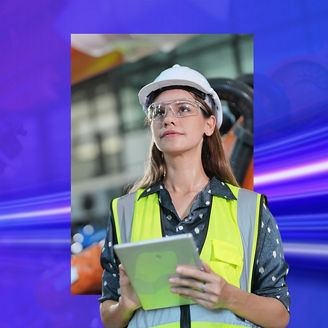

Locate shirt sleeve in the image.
[98,201,121,303]
[251,203,290,312]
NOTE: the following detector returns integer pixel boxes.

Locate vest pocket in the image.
[209,239,243,287]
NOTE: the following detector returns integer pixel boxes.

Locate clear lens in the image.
[147,104,166,121]
[171,100,198,117]
[147,98,207,121]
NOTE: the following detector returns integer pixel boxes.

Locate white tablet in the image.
[114,233,202,310]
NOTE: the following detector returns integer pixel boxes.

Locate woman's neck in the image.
[163,153,209,193]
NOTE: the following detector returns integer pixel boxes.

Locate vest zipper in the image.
[180,304,191,328]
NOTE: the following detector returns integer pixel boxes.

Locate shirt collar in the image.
[138,180,164,200]
[208,177,236,200]
[138,177,236,200]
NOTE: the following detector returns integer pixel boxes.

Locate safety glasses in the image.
[147,98,209,122]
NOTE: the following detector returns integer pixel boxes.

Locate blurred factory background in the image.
[2,3,327,326]
[71,34,254,260]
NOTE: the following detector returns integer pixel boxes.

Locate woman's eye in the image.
[177,105,191,113]
[154,107,165,118]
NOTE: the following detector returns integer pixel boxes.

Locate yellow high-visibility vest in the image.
[112,184,262,328]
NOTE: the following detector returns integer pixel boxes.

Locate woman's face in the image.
[150,89,216,156]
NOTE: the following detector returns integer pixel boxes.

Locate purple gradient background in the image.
[1,0,327,327]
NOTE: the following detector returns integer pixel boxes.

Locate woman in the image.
[99,65,290,328]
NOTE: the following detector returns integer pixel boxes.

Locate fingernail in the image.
[176,267,182,273]
[169,278,175,283]
[171,287,177,292]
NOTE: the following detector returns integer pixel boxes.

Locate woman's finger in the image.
[200,260,212,274]
[189,297,215,310]
[171,286,205,299]
[169,276,204,291]
[119,264,127,275]
[176,265,210,282]
[119,264,131,283]
[172,286,217,303]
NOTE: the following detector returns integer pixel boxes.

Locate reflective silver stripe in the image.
[190,305,253,327]
[116,192,137,243]
[116,192,181,327]
[128,307,180,328]
[130,307,258,328]
[237,188,258,292]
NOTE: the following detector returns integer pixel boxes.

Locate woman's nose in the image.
[163,107,176,125]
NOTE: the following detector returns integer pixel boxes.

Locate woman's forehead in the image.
[153,89,194,102]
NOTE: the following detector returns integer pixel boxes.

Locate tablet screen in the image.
[114,233,202,310]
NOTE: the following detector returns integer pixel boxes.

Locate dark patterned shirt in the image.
[99,177,290,312]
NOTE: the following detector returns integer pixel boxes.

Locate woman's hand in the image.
[100,266,141,328]
[118,264,141,312]
[168,260,230,310]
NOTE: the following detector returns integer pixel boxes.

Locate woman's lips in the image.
[161,131,183,138]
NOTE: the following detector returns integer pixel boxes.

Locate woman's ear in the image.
[204,115,216,136]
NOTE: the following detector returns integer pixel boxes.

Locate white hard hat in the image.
[138,64,222,128]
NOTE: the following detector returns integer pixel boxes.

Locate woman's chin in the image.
[161,145,197,157]
[160,147,185,156]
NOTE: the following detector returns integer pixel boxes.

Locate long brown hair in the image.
[129,94,238,193]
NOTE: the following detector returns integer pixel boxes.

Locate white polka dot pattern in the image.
[100,177,290,310]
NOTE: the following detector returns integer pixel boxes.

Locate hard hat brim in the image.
[138,79,211,108]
